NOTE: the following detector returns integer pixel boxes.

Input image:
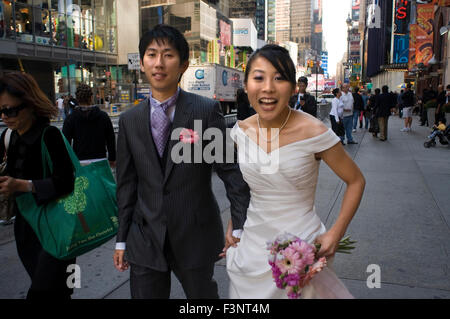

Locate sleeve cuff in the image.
[115,242,126,250]
[232,229,243,239]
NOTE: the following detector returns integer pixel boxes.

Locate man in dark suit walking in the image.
[113,25,250,299]
[288,76,317,117]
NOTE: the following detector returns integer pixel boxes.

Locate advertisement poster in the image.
[415,3,434,65]
[408,24,417,70]
[393,34,409,63]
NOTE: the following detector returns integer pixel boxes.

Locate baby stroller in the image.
[424,124,450,148]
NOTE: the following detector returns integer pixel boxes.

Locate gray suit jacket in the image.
[116,89,250,271]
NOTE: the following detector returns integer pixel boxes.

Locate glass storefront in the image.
[0,0,116,52]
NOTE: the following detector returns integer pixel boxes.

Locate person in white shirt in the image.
[330,87,345,144]
[340,84,357,144]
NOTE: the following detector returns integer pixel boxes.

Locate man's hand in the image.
[219,219,240,258]
[113,249,129,272]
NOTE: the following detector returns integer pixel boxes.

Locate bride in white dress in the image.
[222,45,366,299]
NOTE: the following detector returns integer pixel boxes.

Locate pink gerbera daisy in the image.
[276,247,304,275]
[289,240,315,266]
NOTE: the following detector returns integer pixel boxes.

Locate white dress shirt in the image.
[340,91,354,117]
[330,97,344,122]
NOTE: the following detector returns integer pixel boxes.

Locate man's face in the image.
[297,82,307,93]
[140,39,188,95]
[342,84,349,93]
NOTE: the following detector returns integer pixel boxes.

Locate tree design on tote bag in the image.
[59,176,90,233]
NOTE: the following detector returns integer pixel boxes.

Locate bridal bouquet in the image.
[266,232,356,299]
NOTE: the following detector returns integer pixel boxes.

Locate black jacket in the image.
[236,89,256,121]
[376,93,395,118]
[352,93,364,111]
[0,119,75,206]
[62,106,116,161]
[402,90,415,107]
[289,93,317,117]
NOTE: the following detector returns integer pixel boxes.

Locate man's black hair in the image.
[332,88,340,97]
[244,44,296,88]
[139,24,189,65]
[298,76,308,85]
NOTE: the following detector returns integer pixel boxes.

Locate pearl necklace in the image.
[257,107,292,142]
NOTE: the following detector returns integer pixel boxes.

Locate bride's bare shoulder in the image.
[237,114,258,131]
[291,110,328,139]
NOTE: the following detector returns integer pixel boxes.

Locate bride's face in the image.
[245,57,295,122]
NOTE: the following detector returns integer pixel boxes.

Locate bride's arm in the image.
[315,143,366,257]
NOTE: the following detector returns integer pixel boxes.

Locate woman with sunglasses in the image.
[0,72,75,299]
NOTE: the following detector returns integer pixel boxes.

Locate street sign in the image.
[128,53,140,71]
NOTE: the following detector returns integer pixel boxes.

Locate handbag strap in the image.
[3,129,12,161]
[41,126,82,177]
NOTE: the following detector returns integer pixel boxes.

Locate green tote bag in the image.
[16,127,118,260]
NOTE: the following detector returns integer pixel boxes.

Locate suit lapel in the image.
[163,90,193,184]
[138,99,164,181]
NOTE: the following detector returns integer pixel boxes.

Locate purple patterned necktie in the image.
[152,102,171,158]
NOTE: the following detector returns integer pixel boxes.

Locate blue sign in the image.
[195,69,205,80]
[393,34,409,64]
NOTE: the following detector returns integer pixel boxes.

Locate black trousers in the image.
[129,235,219,299]
[14,211,75,299]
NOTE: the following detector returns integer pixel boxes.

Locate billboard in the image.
[231,18,258,51]
[415,3,434,65]
[408,24,417,70]
[307,74,325,92]
[393,34,409,63]
[394,0,411,34]
[352,0,360,21]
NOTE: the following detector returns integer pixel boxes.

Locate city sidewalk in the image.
[0,115,449,299]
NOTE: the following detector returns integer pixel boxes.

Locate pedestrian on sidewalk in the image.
[368,88,380,137]
[289,76,317,117]
[62,83,116,168]
[376,85,394,141]
[113,24,250,299]
[340,84,357,144]
[0,72,76,299]
[56,95,65,121]
[361,90,370,129]
[401,83,415,132]
[436,84,446,124]
[329,87,345,145]
[236,88,255,121]
[397,89,404,119]
[352,87,364,132]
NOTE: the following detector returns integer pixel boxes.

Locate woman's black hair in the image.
[244,44,296,88]
[332,88,340,97]
[139,24,189,65]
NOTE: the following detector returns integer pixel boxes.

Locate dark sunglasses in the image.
[0,103,27,118]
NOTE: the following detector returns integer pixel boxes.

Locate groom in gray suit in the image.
[113,24,250,299]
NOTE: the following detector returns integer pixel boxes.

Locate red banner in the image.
[415,3,434,66]
[408,24,417,70]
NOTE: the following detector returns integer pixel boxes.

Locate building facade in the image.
[229,0,266,40]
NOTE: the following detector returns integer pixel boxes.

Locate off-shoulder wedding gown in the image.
[226,121,354,299]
